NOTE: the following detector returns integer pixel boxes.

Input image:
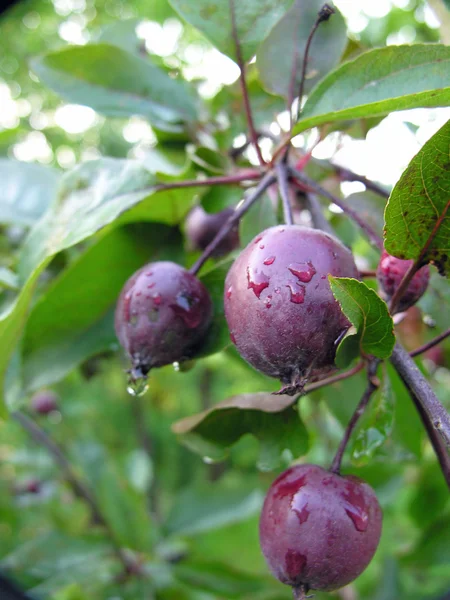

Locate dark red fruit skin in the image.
[376,250,430,313]
[185,205,239,257]
[259,464,382,592]
[31,390,58,415]
[115,261,213,375]
[224,226,359,389]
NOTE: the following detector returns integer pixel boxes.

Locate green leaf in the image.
[0,159,60,226]
[408,463,450,529]
[31,44,199,130]
[351,368,395,465]
[329,277,395,361]
[165,481,263,536]
[96,19,142,55]
[172,392,309,470]
[0,267,19,291]
[168,0,294,62]
[0,157,195,412]
[384,119,450,275]
[294,45,450,135]
[402,512,450,568]
[256,0,347,98]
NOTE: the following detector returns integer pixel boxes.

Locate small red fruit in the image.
[224,225,359,393]
[376,250,430,313]
[115,261,213,378]
[259,464,382,594]
[31,390,58,415]
[185,205,239,257]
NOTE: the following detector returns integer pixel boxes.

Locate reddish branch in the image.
[229,0,265,166]
[189,172,276,275]
[410,327,450,358]
[329,360,380,474]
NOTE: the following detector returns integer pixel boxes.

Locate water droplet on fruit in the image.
[274,473,307,500]
[226,285,233,299]
[254,236,262,244]
[264,295,272,309]
[288,261,316,283]
[247,266,269,299]
[263,256,276,265]
[171,292,202,328]
[146,271,153,277]
[286,283,305,304]
[153,293,162,306]
[342,483,369,532]
[147,282,155,289]
[123,292,132,321]
[259,244,265,249]
[127,376,149,397]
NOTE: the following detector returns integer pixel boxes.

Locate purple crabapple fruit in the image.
[185,205,239,257]
[31,390,58,415]
[115,261,213,378]
[259,464,382,594]
[376,249,430,313]
[224,225,359,393]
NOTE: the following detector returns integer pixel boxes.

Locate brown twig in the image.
[330,360,380,474]
[389,200,450,314]
[276,162,294,225]
[289,166,384,249]
[303,361,365,395]
[390,342,450,450]
[189,171,276,275]
[229,0,265,166]
[410,327,450,358]
[334,166,390,199]
[154,169,262,192]
[359,269,377,278]
[12,411,134,573]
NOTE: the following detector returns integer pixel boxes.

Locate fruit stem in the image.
[189,171,276,275]
[289,166,384,250]
[276,162,294,225]
[333,165,390,200]
[292,584,311,599]
[330,360,380,474]
[390,342,450,452]
[295,4,335,124]
[410,327,450,358]
[229,0,266,166]
[12,411,135,575]
[388,200,449,315]
[303,361,365,394]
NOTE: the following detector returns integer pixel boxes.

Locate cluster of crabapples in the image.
[115,203,430,596]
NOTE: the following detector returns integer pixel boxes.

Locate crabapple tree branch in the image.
[276,162,294,225]
[305,192,335,235]
[330,360,380,475]
[410,327,450,358]
[334,165,390,200]
[229,0,265,166]
[289,166,384,250]
[189,171,276,275]
[390,342,450,449]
